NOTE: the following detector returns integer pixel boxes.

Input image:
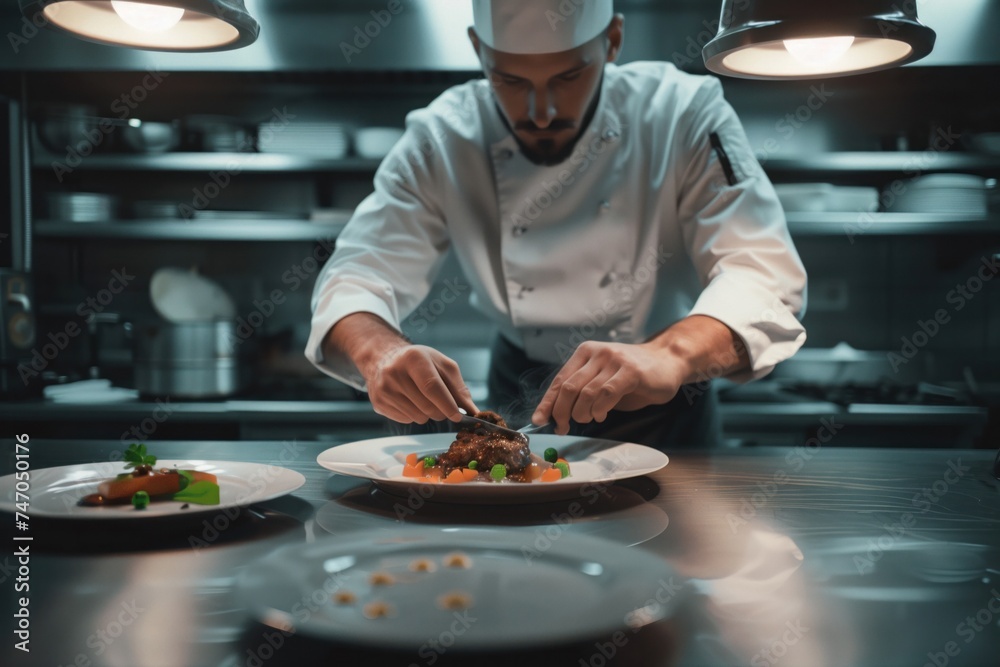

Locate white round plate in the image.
[150,267,236,322]
[316,434,669,504]
[235,526,679,651]
[0,460,305,519]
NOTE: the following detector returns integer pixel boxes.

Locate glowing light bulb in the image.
[111,1,185,33]
[783,36,856,67]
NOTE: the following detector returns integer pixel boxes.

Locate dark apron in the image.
[486,334,722,450]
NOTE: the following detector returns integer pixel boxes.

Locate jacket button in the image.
[598,200,611,212]
[602,129,619,142]
[498,148,514,160]
[513,225,527,236]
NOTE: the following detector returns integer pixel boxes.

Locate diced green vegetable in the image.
[423,456,437,467]
[490,464,507,482]
[543,447,558,463]
[172,481,220,505]
[177,469,194,491]
[467,460,478,470]
[554,462,570,478]
[131,491,150,509]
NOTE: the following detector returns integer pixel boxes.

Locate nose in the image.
[527,86,556,129]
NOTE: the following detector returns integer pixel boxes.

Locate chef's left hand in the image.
[532,341,690,435]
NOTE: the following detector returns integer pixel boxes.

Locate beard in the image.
[496,74,604,167]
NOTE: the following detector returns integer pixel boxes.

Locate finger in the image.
[590,368,635,422]
[372,394,427,424]
[434,356,479,419]
[570,367,621,425]
[533,349,591,424]
[400,373,450,422]
[549,361,602,435]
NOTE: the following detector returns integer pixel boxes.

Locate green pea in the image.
[543,448,558,463]
[132,491,150,510]
[490,464,507,482]
[423,456,437,467]
[554,462,570,479]
[467,460,478,470]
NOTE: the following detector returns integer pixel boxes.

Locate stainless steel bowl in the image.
[132,320,242,399]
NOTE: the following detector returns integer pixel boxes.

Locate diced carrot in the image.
[403,463,425,478]
[556,458,568,465]
[444,469,468,484]
[540,468,563,483]
[405,453,418,466]
[527,462,544,481]
[461,468,479,481]
[423,467,443,480]
[98,470,217,501]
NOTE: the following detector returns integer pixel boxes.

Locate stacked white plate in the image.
[257,121,348,158]
[887,174,992,216]
[774,183,879,213]
[46,192,116,223]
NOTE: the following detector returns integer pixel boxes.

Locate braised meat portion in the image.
[438,411,531,477]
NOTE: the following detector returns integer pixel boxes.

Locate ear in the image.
[605,14,624,63]
[468,27,483,62]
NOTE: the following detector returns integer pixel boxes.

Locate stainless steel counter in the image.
[2,440,999,666]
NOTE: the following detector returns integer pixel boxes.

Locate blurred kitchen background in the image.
[0,0,998,448]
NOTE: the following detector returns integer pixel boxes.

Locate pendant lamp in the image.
[19,0,260,52]
[703,0,936,80]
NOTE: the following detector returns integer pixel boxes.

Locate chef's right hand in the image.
[360,344,479,425]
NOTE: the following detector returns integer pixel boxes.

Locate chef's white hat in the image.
[472,0,614,54]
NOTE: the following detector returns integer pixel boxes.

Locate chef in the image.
[306,0,808,447]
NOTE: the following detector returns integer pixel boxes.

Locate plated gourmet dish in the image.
[78,443,221,509]
[402,411,571,484]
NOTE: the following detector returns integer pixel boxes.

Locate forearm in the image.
[323,312,409,378]
[642,315,750,385]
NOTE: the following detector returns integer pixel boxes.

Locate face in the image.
[470,16,623,165]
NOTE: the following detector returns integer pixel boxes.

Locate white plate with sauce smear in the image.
[235,527,681,655]
[0,460,305,519]
[316,434,669,504]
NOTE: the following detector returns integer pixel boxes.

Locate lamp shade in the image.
[703,0,936,80]
[19,0,260,52]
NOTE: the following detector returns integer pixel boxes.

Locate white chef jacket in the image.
[306,61,808,390]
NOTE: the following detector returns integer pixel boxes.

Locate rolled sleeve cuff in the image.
[688,273,806,383]
[304,282,402,392]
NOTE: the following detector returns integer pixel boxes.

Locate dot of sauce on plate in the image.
[333,591,356,605]
[362,601,395,619]
[369,571,396,586]
[409,558,437,573]
[437,591,473,610]
[443,552,472,569]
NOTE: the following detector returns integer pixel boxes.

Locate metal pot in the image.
[131,320,242,399]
